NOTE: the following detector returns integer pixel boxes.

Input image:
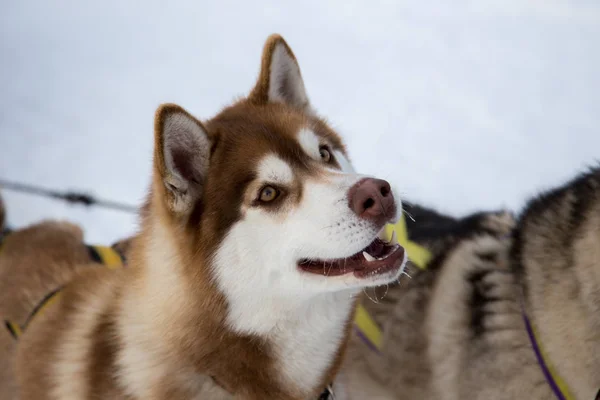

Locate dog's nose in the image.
[348,178,396,225]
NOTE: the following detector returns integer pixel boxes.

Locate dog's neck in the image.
[119,216,357,398]
[232,287,358,395]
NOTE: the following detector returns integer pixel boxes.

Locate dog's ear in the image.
[249,34,312,113]
[153,104,211,214]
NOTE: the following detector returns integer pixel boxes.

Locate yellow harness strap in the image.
[4,244,124,340]
[352,215,432,352]
[383,216,432,270]
[87,245,125,269]
[5,289,63,340]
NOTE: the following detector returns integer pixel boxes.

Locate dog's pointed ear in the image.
[249,34,312,112]
[154,104,211,214]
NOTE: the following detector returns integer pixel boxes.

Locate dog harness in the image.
[2,236,125,340]
[522,311,576,400]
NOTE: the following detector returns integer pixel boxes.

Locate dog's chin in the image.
[298,236,406,285]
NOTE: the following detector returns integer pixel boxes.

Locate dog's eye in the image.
[259,186,279,202]
[319,146,332,163]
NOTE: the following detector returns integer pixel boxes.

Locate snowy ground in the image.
[1,1,599,244]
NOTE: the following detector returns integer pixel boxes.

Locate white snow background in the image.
[1,1,599,244]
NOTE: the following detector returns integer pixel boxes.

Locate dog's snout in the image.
[348,178,396,224]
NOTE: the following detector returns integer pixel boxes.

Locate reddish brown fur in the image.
[16,268,126,399]
[14,34,358,399]
[0,221,93,400]
[248,35,299,106]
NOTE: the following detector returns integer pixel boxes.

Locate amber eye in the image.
[259,186,279,202]
[319,146,332,163]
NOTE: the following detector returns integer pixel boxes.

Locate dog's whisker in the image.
[402,208,416,222]
[379,284,389,301]
[395,270,413,285]
[362,288,380,304]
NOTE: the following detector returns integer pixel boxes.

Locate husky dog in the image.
[359,206,516,329]
[0,220,92,400]
[339,207,516,399]
[511,167,600,399]
[11,35,407,400]
[360,167,600,399]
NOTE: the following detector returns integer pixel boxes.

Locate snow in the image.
[1,0,599,244]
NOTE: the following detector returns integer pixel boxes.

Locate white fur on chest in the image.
[270,291,357,392]
[213,224,359,392]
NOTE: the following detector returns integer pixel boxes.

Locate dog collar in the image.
[4,243,125,340]
[522,311,575,400]
[352,215,432,353]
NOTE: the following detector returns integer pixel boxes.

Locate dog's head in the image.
[150,35,406,318]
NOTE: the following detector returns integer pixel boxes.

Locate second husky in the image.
[362,167,600,399]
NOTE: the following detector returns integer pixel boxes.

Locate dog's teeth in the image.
[390,230,398,244]
[362,251,376,262]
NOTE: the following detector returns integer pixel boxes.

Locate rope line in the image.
[0,178,138,214]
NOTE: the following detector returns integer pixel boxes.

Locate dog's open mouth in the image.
[298,233,405,279]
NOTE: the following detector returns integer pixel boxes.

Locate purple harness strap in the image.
[353,325,382,355]
[522,312,566,400]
